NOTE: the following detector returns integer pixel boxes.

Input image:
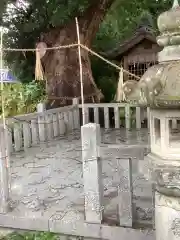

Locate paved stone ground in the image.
[6,128,153,229]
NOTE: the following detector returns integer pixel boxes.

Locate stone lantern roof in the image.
[124,0,180,108]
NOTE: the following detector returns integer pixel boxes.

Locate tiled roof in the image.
[102,27,157,59]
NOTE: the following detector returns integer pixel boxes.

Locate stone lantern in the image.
[123,0,180,239]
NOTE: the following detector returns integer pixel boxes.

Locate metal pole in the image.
[0,28,9,213]
[0,30,6,128]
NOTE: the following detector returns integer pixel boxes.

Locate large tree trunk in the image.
[41,0,115,108]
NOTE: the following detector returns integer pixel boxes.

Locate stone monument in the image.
[123,0,180,239]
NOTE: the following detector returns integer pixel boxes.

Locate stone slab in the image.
[0,214,49,231]
[0,215,155,240]
[49,219,102,238]
[101,225,155,240]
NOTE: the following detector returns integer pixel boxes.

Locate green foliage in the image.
[0,0,175,104]
[92,0,173,102]
[0,231,58,240]
[94,0,173,51]
[0,0,94,82]
[97,76,117,102]
[0,81,46,117]
[91,56,118,102]
[1,0,173,79]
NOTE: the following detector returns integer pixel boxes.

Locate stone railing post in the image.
[81,123,103,223]
[117,158,133,227]
[37,102,46,113]
[73,98,80,129]
[37,102,46,142]
[0,127,10,213]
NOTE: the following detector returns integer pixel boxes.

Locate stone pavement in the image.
[4,128,153,230]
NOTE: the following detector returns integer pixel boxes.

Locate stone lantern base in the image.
[146,106,180,240]
[122,1,180,239]
[155,192,180,240]
[146,151,180,240]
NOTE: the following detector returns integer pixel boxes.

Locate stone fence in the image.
[4,103,80,154]
[1,97,179,155]
[79,102,150,129]
[0,104,156,239]
[0,122,155,240]
[81,123,152,229]
[0,99,152,155]
[78,122,154,239]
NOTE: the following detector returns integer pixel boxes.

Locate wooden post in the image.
[75,18,85,125]
[81,123,103,223]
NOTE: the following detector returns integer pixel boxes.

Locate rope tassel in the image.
[35,48,44,81]
[116,67,125,102]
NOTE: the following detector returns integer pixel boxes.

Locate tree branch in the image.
[80,0,116,45]
[8,3,22,14]
[17,0,27,10]
[40,0,116,47]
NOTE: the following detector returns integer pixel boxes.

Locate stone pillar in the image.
[146,109,180,240]
[155,192,180,240]
[81,123,103,223]
[37,103,46,142]
[0,127,10,213]
[117,158,133,227]
[37,102,46,113]
[119,1,180,239]
[72,98,80,129]
[151,156,180,240]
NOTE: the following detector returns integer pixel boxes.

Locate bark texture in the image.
[41,0,115,108]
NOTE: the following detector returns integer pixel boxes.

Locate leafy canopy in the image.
[0,0,174,89]
[93,0,172,101]
[0,0,114,82]
[0,0,174,113]
[94,0,172,51]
